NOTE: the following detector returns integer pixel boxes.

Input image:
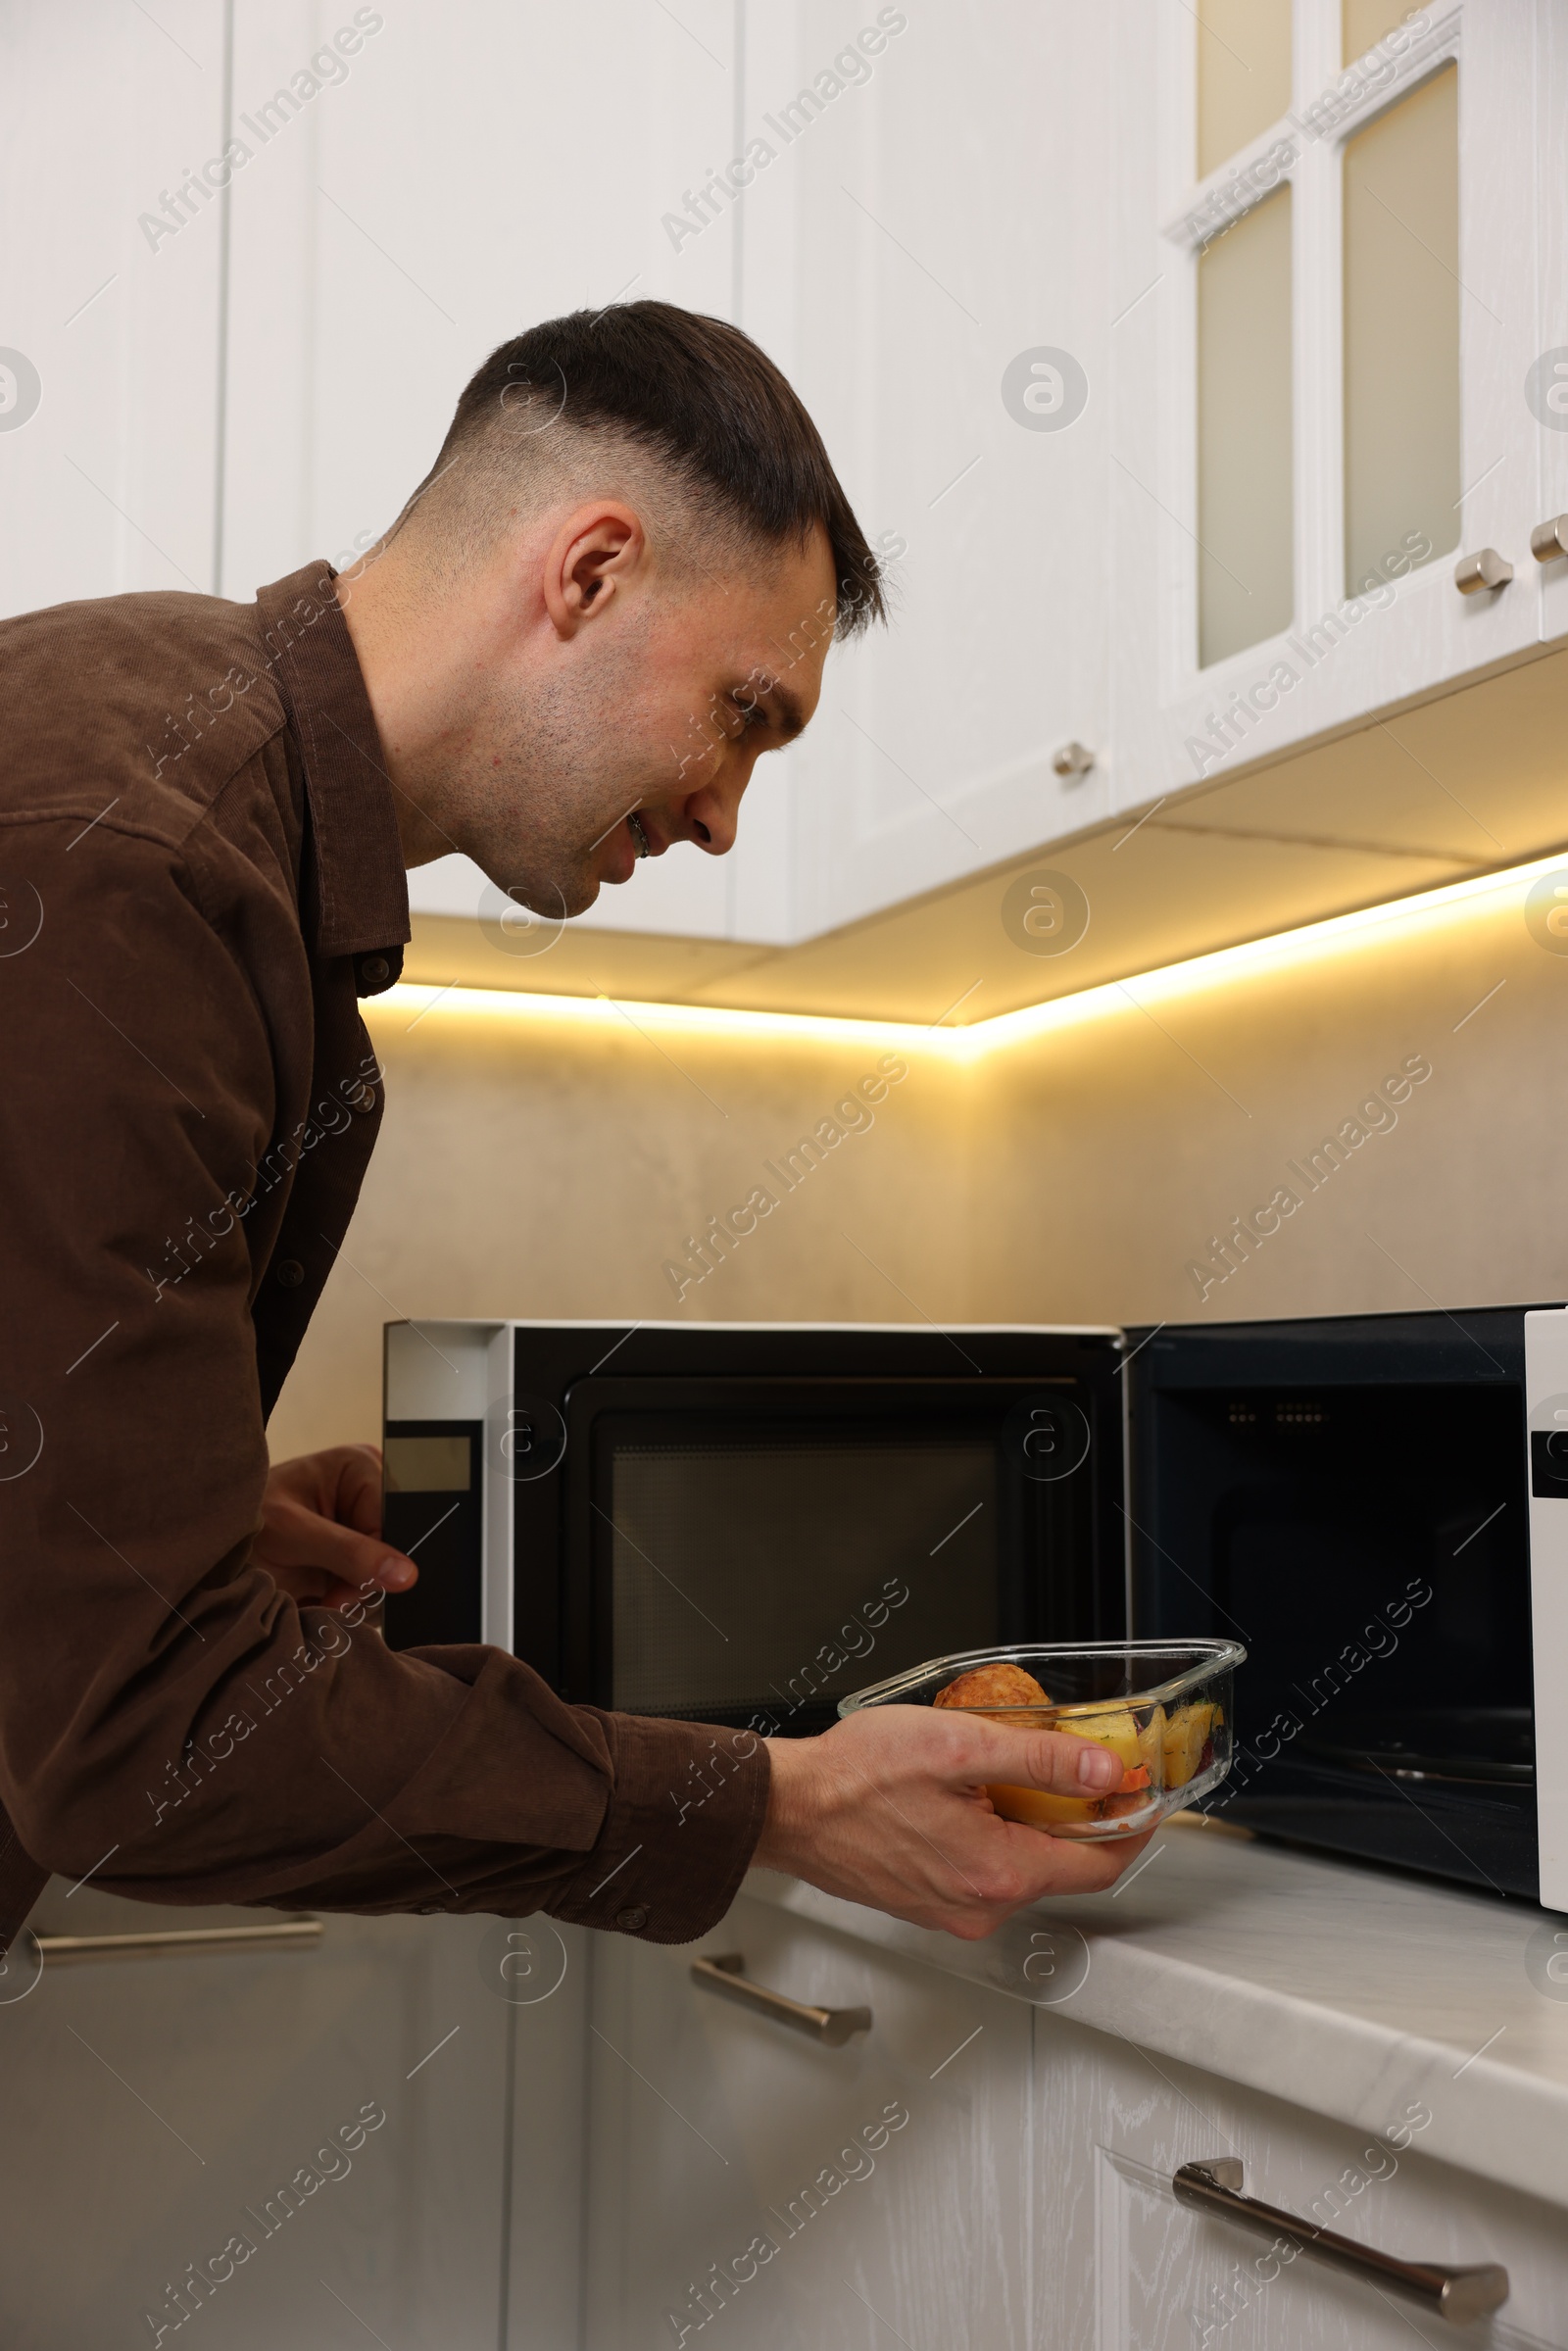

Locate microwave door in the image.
[564,1370,1123,1727]
[380,1320,1131,1690]
[1525,1308,1568,1913]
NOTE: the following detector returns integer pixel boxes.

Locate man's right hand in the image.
[754,1703,1154,1939]
[255,1445,418,1614]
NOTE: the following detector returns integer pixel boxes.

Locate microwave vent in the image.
[1275,1401,1326,1427]
[1227,1403,1257,1425]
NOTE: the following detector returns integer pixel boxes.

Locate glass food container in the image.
[838,1641,1246,1839]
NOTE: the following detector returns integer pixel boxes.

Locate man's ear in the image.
[542,504,644,637]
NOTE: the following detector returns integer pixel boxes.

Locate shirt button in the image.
[358,955,391,989]
[353,1086,378,1116]
[273,1258,305,1289]
[616,1904,649,1933]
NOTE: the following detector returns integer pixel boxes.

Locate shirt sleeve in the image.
[0,816,767,1944]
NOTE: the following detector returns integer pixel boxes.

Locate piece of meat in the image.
[933,1661,1052,1713]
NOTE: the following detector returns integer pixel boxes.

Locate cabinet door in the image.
[1028,2010,1568,2350]
[776,0,1117,935]
[220,0,752,950]
[0,1884,580,2351]
[0,1,226,620]
[585,1890,1031,2351]
[1533,0,1568,649]
[1111,0,1546,817]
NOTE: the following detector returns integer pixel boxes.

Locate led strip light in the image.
[369,847,1568,1063]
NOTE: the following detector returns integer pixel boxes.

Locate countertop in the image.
[743,1815,1568,2207]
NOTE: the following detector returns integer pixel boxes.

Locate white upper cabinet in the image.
[229,0,1128,947]
[8,2,1563,952]
[1108,0,1551,818]
[220,0,740,594]
[220,0,766,948]
[772,1,1118,938]
[0,2,227,619]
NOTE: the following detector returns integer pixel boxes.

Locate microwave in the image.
[381,1311,1568,1914]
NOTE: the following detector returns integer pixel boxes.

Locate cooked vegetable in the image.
[1163,1701,1222,1789]
[1054,1702,1164,1776]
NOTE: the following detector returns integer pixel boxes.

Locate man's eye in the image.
[732,699,767,732]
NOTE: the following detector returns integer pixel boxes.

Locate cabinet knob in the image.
[1453,549,1513,594]
[1530,514,1568,563]
[1173,2159,1509,2326]
[1052,740,1095,782]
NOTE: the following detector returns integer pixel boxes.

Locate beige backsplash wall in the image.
[266,1002,972,1458]
[269,874,1568,1458]
[963,874,1568,1328]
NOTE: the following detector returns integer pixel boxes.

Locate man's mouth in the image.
[627,812,652,859]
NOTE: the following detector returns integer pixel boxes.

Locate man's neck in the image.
[335,544,472,870]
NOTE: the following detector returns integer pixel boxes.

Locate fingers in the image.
[1006,1822,1154,1897]
[311,1515,416,1593]
[912,1828,1158,1939]
[264,1445,384,1531]
[261,1494,416,1592]
[904,1709,1125,1797]
[1019,1729,1122,1795]
[333,1445,385,1539]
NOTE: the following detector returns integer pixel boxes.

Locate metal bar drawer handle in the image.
[37,1921,321,1967]
[690,1953,871,2046]
[1174,2160,1508,2326]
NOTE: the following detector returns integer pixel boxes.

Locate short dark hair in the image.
[425,301,886,636]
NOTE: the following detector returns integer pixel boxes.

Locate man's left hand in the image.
[256,1444,418,1613]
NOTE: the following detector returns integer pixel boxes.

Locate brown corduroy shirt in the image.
[0,561,768,1957]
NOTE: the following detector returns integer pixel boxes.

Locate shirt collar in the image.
[254,562,411,983]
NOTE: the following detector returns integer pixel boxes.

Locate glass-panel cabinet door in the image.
[1198,184,1295,665]
[1198,0,1295,177]
[1111,0,1544,818]
[1342,63,1460,598]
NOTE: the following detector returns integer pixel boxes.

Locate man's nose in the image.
[682,767,748,856]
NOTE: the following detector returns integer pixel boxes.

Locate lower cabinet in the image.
[17,1878,1564,2348]
[1030,2011,1568,2351]
[0,1883,586,2351]
[586,1896,1568,2351]
[583,1891,1032,2350]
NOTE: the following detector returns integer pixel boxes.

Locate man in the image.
[0,302,1140,1971]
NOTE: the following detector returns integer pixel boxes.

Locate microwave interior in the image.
[1130,1313,1537,1897]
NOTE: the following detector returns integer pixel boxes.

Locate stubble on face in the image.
[453,598,660,918]
[435,523,837,917]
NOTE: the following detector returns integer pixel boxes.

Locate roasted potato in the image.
[1163,1701,1221,1789]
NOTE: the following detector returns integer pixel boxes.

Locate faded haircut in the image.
[401,301,886,636]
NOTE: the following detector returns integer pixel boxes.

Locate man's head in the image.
[340,301,886,916]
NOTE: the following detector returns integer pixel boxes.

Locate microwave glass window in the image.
[608,1438,997,1719]
[383,1434,471,1493]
